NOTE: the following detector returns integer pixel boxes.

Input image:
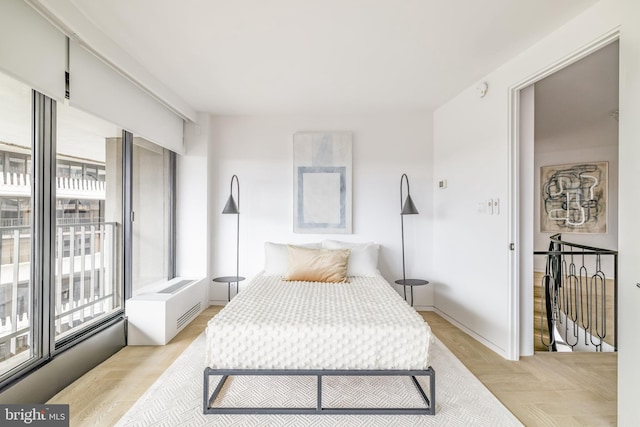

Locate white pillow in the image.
[264,241,321,275]
[321,240,380,276]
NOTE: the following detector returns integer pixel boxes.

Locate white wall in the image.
[617,0,640,424]
[434,0,640,422]
[208,112,434,308]
[433,0,622,360]
[177,112,209,279]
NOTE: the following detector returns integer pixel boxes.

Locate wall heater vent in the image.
[160,279,195,294]
[177,302,201,329]
[126,277,207,345]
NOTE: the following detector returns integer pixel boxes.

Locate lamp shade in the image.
[222,195,238,214]
[401,194,419,215]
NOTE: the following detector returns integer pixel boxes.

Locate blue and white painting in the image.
[293,132,352,234]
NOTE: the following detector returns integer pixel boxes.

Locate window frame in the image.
[0,87,177,392]
[124,137,176,299]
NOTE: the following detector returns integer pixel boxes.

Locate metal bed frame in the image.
[203,366,436,415]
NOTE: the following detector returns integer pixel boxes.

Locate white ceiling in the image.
[48,0,600,115]
[535,40,619,145]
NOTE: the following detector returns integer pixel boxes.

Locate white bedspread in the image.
[205,273,433,370]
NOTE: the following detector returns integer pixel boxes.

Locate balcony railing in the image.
[0,172,105,200]
[0,222,119,367]
[534,234,617,352]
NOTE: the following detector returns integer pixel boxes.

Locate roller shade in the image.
[0,0,66,101]
[69,40,184,154]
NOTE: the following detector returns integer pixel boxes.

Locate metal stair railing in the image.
[534,234,617,352]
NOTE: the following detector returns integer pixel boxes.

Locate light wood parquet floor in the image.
[420,312,616,427]
[48,306,617,426]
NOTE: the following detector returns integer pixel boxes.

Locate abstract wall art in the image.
[540,161,608,233]
[293,132,352,234]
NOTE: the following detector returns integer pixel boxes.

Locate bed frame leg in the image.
[203,369,230,413]
[317,375,323,413]
[428,367,436,415]
[203,369,209,413]
[409,367,436,415]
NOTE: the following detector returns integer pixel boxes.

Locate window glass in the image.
[54,104,123,340]
[132,138,171,294]
[0,71,35,378]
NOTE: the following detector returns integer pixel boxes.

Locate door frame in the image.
[507,28,620,360]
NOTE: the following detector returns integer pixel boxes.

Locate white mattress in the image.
[205,273,433,370]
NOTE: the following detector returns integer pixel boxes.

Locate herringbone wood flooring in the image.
[420,312,616,426]
[49,306,617,426]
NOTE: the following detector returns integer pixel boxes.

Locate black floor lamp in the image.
[213,174,245,301]
[395,173,429,306]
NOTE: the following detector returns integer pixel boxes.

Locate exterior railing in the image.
[0,172,105,199]
[534,234,617,352]
[0,222,118,364]
[0,225,32,363]
[0,217,106,228]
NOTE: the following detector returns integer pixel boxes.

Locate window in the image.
[0,71,36,378]
[0,71,135,383]
[0,76,177,386]
[54,104,123,342]
[0,3,180,395]
[131,138,173,295]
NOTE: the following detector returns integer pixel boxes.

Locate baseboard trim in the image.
[433,307,510,360]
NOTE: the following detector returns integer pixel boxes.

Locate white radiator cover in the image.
[126,277,208,345]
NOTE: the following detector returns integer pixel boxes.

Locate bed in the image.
[203,242,435,415]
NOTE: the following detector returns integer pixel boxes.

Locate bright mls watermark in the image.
[1,405,69,426]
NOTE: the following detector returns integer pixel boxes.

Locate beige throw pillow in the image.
[284,245,350,283]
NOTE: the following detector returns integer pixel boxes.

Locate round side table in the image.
[395,278,429,307]
[213,276,245,301]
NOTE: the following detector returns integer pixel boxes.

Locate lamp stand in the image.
[214,175,245,301]
[395,173,429,306]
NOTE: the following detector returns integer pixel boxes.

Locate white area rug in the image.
[116,333,523,426]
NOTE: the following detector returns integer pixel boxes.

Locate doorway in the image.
[513,36,620,356]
